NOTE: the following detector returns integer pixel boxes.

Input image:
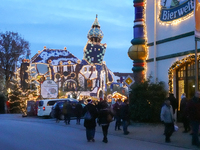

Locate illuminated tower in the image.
[83,15,107,65]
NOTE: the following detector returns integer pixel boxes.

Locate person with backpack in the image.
[83,99,98,142]
[98,100,113,143]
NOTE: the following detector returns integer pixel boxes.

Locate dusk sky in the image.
[1,0,134,73]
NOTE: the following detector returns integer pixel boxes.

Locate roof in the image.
[31,49,79,65]
[113,72,134,78]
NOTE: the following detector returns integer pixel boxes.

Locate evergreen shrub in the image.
[129,77,167,123]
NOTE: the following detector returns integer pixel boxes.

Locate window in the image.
[47,101,57,106]
[38,101,44,106]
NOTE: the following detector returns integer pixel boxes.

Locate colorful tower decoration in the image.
[83,14,107,65]
[128,0,147,83]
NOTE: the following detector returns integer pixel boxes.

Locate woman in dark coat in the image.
[98,101,113,143]
[83,99,98,142]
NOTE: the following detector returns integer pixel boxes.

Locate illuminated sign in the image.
[159,0,194,23]
[41,80,58,98]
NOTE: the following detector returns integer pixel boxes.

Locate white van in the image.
[37,98,68,117]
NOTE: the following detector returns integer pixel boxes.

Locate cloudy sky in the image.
[0,0,134,73]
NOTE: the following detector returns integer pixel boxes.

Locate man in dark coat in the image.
[75,101,83,125]
[120,99,130,135]
[66,101,73,125]
[83,99,98,142]
[55,104,60,123]
[113,99,122,130]
[188,91,200,148]
[180,93,190,133]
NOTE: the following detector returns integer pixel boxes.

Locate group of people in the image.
[54,101,83,125]
[83,98,130,143]
[161,91,200,148]
[54,98,130,143]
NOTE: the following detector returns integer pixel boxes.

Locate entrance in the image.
[176,60,200,109]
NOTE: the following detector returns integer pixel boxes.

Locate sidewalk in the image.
[1,114,198,149]
[104,121,197,150]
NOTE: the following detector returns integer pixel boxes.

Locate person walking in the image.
[120,99,130,135]
[113,99,122,131]
[187,91,200,148]
[160,99,174,143]
[180,93,190,133]
[98,101,113,143]
[62,101,68,124]
[75,101,83,125]
[55,104,60,123]
[83,99,98,142]
[66,101,72,125]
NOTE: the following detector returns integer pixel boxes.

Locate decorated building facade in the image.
[19,15,115,100]
[129,0,200,108]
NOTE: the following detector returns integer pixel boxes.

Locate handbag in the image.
[84,110,92,120]
[174,124,179,131]
[107,113,113,122]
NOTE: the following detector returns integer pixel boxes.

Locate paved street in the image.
[0,114,198,150]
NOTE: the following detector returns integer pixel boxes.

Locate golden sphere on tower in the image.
[128,45,147,60]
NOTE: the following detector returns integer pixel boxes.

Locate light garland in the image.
[144,0,148,79]
[168,54,197,93]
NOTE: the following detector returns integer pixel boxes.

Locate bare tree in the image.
[0,31,30,91]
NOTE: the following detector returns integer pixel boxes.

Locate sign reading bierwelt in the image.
[159,0,194,22]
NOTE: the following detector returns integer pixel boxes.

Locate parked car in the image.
[50,100,85,120]
[37,98,77,117]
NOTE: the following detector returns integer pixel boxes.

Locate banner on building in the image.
[195,0,200,40]
[159,0,194,23]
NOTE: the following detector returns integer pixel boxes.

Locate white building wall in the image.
[145,0,200,90]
